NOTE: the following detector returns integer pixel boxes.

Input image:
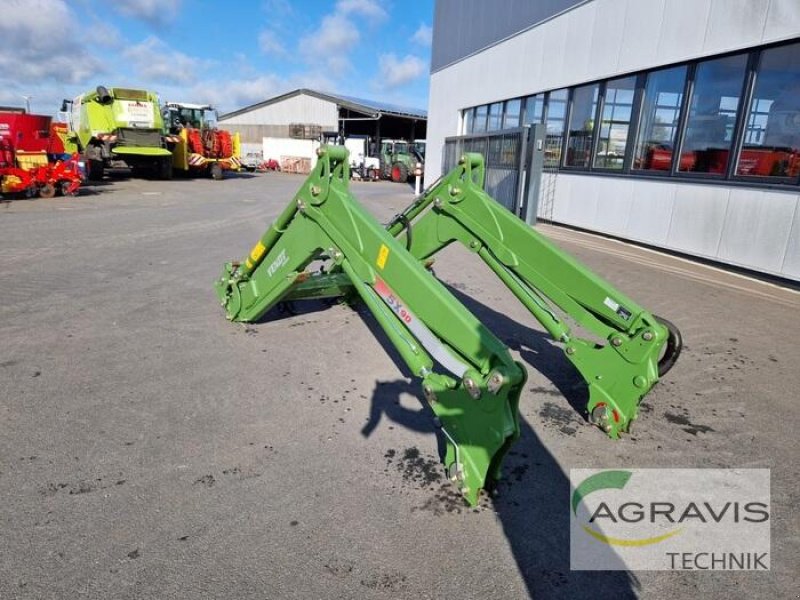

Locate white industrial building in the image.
[219,89,426,170]
[428,0,800,281]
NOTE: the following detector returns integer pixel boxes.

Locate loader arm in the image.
[381,153,682,438]
[215,146,527,505]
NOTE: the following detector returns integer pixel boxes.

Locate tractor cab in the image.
[379,139,417,182]
[163,102,218,134]
[381,139,409,158]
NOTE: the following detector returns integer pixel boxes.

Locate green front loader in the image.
[62,86,173,181]
[215,147,681,506]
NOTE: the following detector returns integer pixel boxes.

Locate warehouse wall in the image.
[219,93,338,143]
[548,175,800,280]
[427,0,800,280]
[431,0,588,72]
[429,0,800,180]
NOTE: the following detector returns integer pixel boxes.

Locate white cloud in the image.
[0,0,103,87]
[123,36,206,86]
[336,0,387,22]
[258,30,286,55]
[184,70,337,113]
[115,0,182,26]
[411,24,432,47]
[378,54,427,88]
[300,14,360,76]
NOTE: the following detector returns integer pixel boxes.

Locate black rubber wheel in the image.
[210,163,223,180]
[38,183,56,199]
[655,315,683,377]
[157,158,173,180]
[84,153,104,181]
[391,162,408,183]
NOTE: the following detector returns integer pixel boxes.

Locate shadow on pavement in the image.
[249,284,638,598]
[354,291,638,598]
[443,284,591,422]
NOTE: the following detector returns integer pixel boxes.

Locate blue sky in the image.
[0,0,434,116]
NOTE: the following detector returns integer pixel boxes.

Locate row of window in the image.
[462,40,800,184]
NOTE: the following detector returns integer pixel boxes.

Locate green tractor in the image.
[380,139,424,183]
[62,86,173,181]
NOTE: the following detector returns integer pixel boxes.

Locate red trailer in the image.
[0,109,82,199]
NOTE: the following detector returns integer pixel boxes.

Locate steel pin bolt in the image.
[611,337,623,347]
[643,331,654,341]
[423,385,437,403]
[463,377,481,399]
[487,372,504,394]
[566,346,575,355]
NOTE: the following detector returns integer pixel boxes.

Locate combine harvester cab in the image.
[62,86,173,181]
[0,108,82,199]
[162,102,241,180]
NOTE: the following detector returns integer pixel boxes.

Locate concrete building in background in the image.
[219,88,426,158]
[428,0,800,281]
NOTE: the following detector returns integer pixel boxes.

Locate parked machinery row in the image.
[62,86,240,181]
[0,85,245,200]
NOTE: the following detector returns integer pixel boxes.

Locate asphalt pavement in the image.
[1,171,797,599]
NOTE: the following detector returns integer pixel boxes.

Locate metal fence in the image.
[443,129,526,213]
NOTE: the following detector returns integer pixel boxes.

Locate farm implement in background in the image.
[162,102,241,180]
[0,109,82,199]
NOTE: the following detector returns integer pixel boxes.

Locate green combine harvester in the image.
[215,146,681,506]
[62,86,173,181]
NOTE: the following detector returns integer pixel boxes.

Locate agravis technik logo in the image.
[570,469,770,571]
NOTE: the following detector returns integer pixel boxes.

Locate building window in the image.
[463,108,474,134]
[523,94,544,124]
[487,102,503,131]
[504,98,521,129]
[595,76,636,170]
[633,65,688,172]
[474,104,488,133]
[545,89,568,165]
[565,83,599,168]
[678,53,747,175]
[546,89,568,136]
[736,43,800,179]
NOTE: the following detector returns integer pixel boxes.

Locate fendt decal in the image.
[267,249,289,277]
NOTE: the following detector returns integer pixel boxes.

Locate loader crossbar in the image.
[215,146,527,505]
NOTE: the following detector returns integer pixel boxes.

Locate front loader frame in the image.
[290,152,682,438]
[385,153,682,437]
[215,146,528,505]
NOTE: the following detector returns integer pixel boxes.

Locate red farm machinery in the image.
[0,108,82,199]
[162,102,241,179]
